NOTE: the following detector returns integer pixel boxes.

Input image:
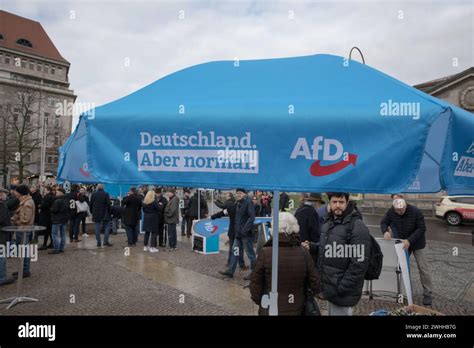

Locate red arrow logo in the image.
[310,154,357,176]
[80,167,90,177]
[211,225,218,234]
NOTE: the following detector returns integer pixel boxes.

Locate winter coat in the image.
[279,192,290,212]
[316,201,371,307]
[7,195,20,215]
[0,200,10,244]
[156,195,168,223]
[250,233,320,316]
[165,195,180,224]
[65,190,80,218]
[122,193,143,226]
[212,198,236,238]
[90,189,111,222]
[142,201,159,232]
[295,203,321,244]
[31,191,42,224]
[188,193,208,218]
[12,195,35,226]
[50,196,70,224]
[380,204,426,251]
[181,195,191,218]
[39,193,55,227]
[234,195,255,238]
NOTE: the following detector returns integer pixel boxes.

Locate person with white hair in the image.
[249,212,320,316]
[381,194,433,306]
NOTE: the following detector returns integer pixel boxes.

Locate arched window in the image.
[16,38,32,47]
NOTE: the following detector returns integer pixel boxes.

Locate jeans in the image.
[228,236,245,267]
[181,216,187,236]
[144,231,157,247]
[228,237,256,275]
[327,302,353,316]
[168,224,177,248]
[95,221,110,246]
[69,216,81,241]
[111,218,120,234]
[52,223,66,252]
[134,224,140,244]
[15,232,31,273]
[125,225,137,245]
[412,249,433,296]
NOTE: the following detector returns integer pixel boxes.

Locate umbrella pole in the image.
[269,190,279,316]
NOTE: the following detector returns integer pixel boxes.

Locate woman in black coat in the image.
[142,190,159,252]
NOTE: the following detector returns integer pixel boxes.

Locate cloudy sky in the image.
[1,0,473,126]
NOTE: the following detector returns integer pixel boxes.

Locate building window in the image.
[16,38,33,48]
[44,65,49,73]
[53,157,58,164]
[54,135,59,145]
[47,97,57,107]
[4,55,10,65]
[44,112,50,126]
[51,66,55,75]
[37,63,42,72]
[29,61,34,70]
[57,67,62,75]
[25,112,31,122]
[21,59,26,68]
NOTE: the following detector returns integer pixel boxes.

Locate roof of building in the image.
[0,10,69,64]
[414,67,474,94]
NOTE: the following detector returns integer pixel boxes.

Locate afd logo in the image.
[290,136,357,176]
[204,221,218,234]
[79,162,90,177]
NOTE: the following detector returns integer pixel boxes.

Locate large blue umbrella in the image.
[58,53,474,315]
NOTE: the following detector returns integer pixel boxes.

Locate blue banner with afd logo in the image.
[58,54,474,194]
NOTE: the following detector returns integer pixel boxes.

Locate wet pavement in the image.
[0,216,472,315]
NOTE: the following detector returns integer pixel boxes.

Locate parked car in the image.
[435,196,474,226]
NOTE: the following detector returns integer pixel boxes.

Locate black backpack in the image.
[345,218,383,280]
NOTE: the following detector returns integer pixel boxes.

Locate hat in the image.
[15,184,30,196]
[306,193,324,202]
[0,188,9,194]
[236,188,247,193]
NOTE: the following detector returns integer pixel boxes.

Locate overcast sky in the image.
[1,0,473,126]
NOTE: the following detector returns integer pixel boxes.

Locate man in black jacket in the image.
[122,187,143,246]
[295,193,321,265]
[219,188,255,279]
[381,195,433,306]
[279,192,290,212]
[154,188,168,246]
[49,188,70,254]
[186,190,208,238]
[180,190,190,236]
[38,186,55,250]
[90,184,112,247]
[212,192,246,269]
[66,184,81,243]
[0,188,15,286]
[303,192,370,315]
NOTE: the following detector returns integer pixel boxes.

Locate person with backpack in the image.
[302,192,371,316]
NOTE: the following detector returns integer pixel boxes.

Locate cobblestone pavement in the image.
[0,228,472,315]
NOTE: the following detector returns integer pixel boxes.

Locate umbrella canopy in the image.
[58,54,474,194]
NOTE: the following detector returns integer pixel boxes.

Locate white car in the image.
[435,196,474,226]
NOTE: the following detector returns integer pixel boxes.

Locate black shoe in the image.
[218,270,233,278]
[104,242,113,247]
[48,250,60,254]
[39,245,48,251]
[47,244,53,249]
[69,239,74,243]
[59,250,64,253]
[12,272,30,278]
[73,239,81,243]
[159,243,165,247]
[422,295,432,306]
[0,278,15,286]
[97,243,102,247]
[239,265,249,271]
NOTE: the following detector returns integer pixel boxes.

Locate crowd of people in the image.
[0,183,433,316]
